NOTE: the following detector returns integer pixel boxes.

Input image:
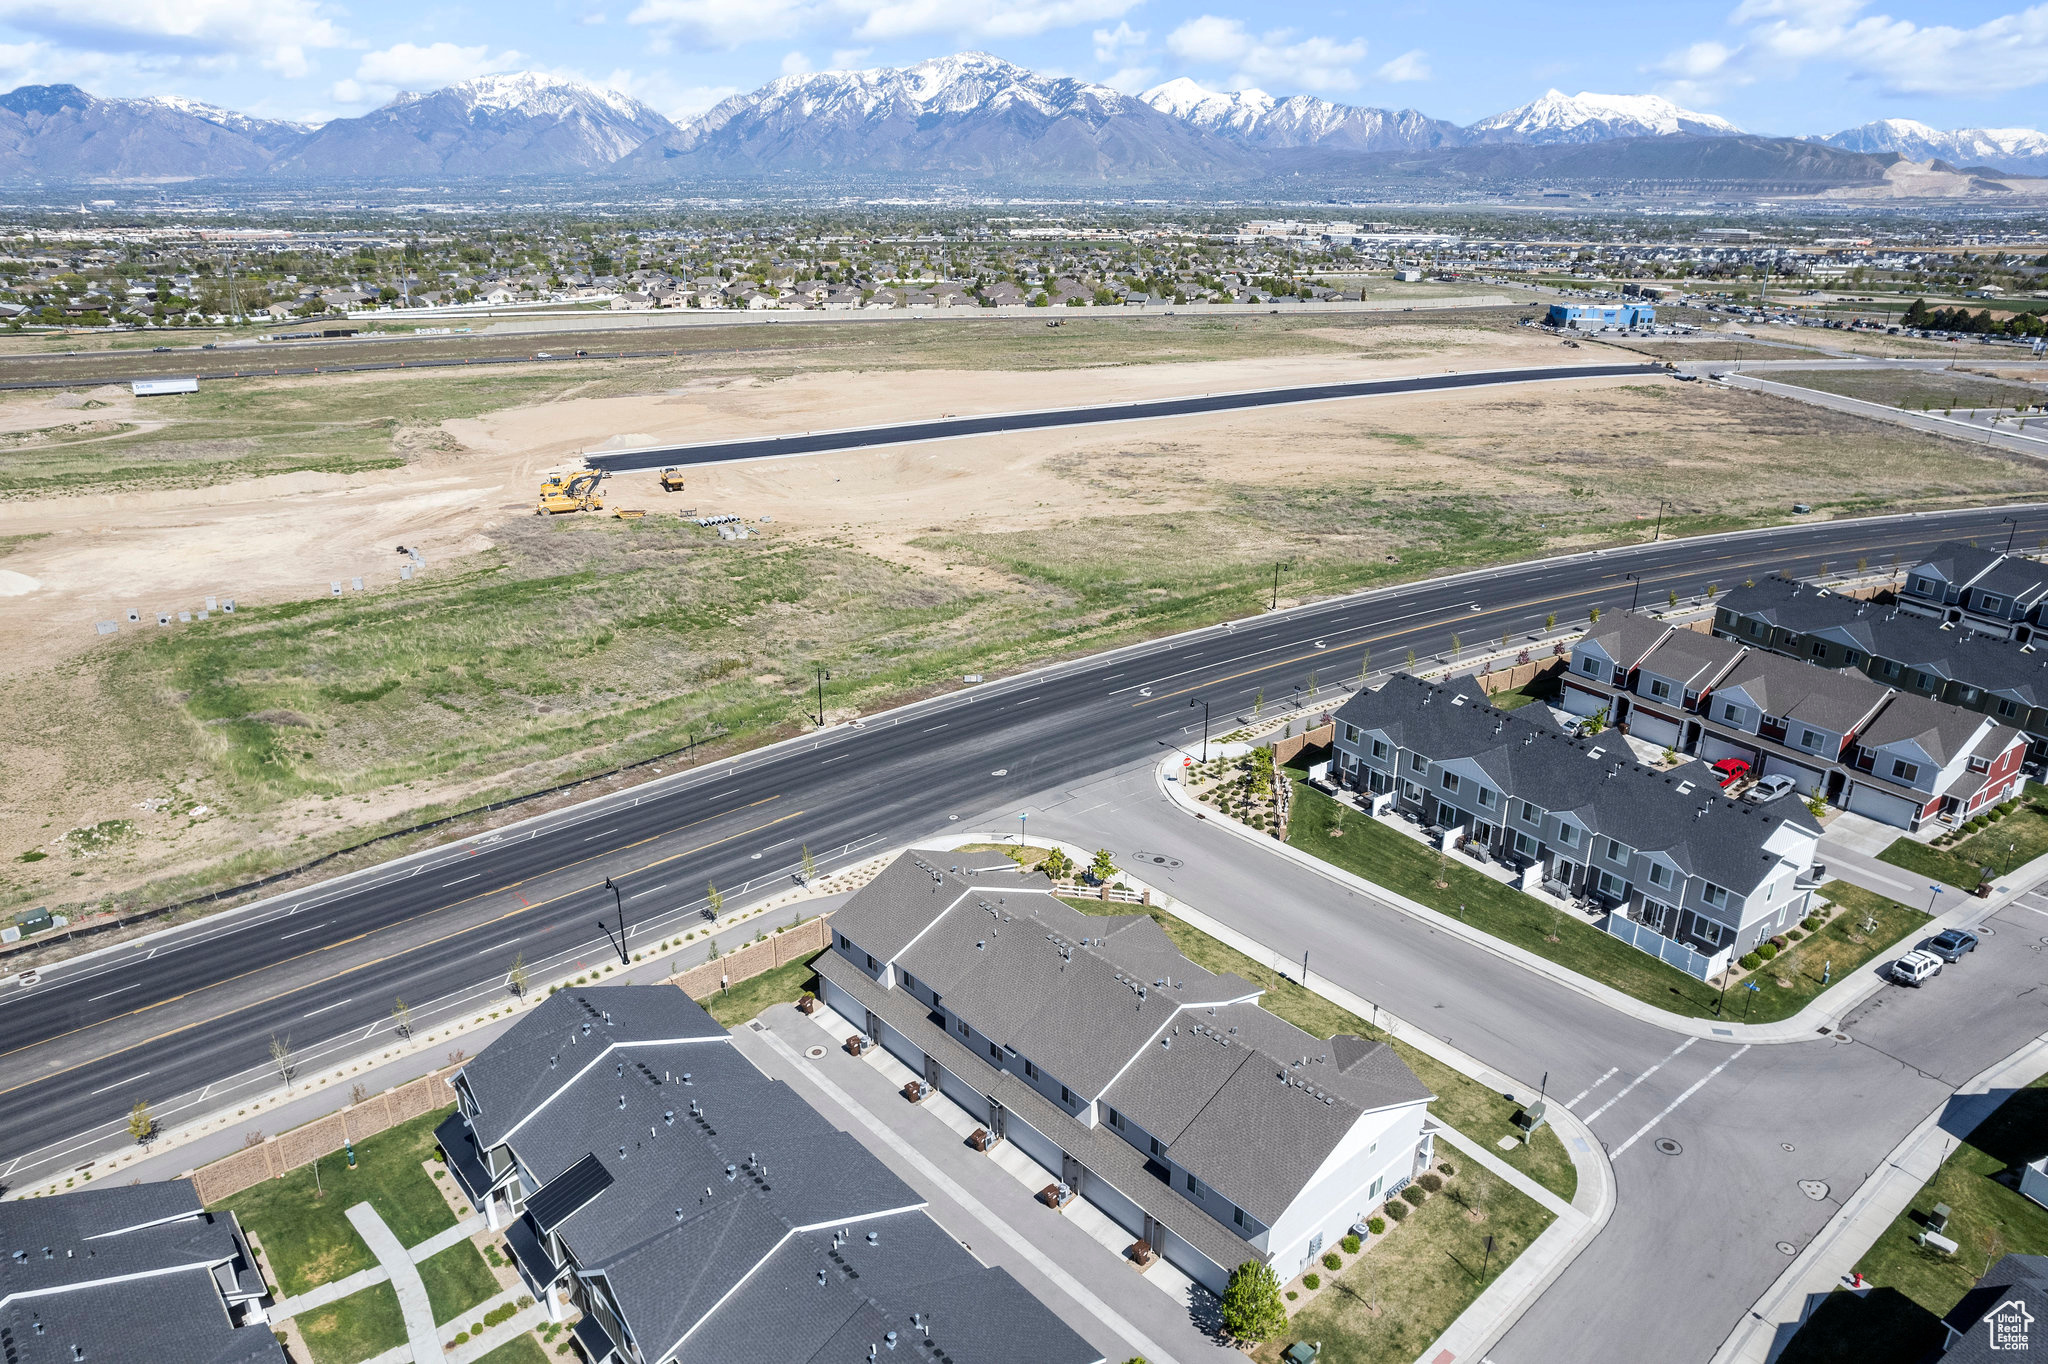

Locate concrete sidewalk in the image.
[1154,753,2048,1045]
[348,1202,447,1364]
[1713,1030,2048,1364]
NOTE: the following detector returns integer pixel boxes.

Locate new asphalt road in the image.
[4,504,2048,1357]
[581,363,1662,471]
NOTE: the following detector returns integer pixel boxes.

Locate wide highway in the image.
[583,362,1661,470]
[2,502,2044,1191]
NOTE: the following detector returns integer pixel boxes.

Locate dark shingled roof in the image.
[1942,1253,2048,1361]
[1334,673,1819,894]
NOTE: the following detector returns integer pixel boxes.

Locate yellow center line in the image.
[0,807,802,1099]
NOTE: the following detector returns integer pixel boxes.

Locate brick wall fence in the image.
[188,1068,457,1206]
[665,914,830,1000]
[1271,723,1335,768]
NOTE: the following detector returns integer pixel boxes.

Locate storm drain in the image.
[1777,1241,1798,1256]
[806,1046,827,1059]
[1653,1138,1682,1156]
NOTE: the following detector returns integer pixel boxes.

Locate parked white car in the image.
[1890,950,1945,987]
[1746,774,1800,804]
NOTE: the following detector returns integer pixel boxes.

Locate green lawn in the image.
[1287,782,1727,1019]
[1734,883,1929,1019]
[472,1336,551,1364]
[1250,1161,1554,1364]
[1878,800,2048,890]
[295,1281,410,1364]
[1777,1072,2048,1364]
[418,1239,501,1327]
[223,1106,459,1297]
[701,950,822,1028]
[1062,897,1577,1202]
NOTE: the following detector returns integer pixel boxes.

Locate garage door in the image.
[1760,754,1825,792]
[1627,708,1682,748]
[1001,1109,1067,1183]
[1560,683,1608,718]
[936,1063,990,1124]
[1701,733,1756,767]
[1847,782,1922,830]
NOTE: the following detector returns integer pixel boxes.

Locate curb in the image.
[1712,1029,2048,1364]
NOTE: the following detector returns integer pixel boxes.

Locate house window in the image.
[1557,824,1581,848]
[1604,837,1631,864]
[1478,787,1498,810]
[1441,771,1461,793]
[1025,1060,1038,1080]
[957,1020,969,1038]
[1108,1108,1124,1131]
[1701,882,1729,909]
[840,934,852,950]
[903,973,917,993]
[1748,619,1767,638]
[1983,595,2005,613]
[1187,1173,1206,1199]
[1810,641,1827,659]
[1598,870,1627,897]
[1913,576,1936,595]
[990,1043,1001,1061]
[1372,739,1390,760]
[1344,723,1360,744]
[1882,660,1901,678]
[1722,702,1742,723]
[1649,679,1672,700]
[1800,728,1825,751]
[1519,800,1542,823]
[1234,1206,1246,1228]
[1648,862,1673,889]
[1515,831,1538,856]
[1891,758,1921,783]
[1060,1085,1072,1105]
[1846,650,1863,667]
[1410,754,1427,773]
[1915,672,1936,691]
[1962,687,1981,704]
[1581,655,1601,675]
[866,954,878,971]
[1150,1138,1163,1157]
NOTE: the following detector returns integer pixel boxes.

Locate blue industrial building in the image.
[1547,302,1655,330]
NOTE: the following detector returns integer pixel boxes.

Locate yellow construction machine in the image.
[659,466,688,492]
[536,470,606,515]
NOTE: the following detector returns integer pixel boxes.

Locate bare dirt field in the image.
[0,314,2038,933]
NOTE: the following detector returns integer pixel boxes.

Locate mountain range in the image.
[1,53,2041,189]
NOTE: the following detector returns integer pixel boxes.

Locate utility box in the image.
[1511,1101,1549,1143]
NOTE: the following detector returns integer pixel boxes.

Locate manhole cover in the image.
[1833,1032,1852,1043]
[805,1046,827,1059]
[1654,1138,1682,1156]
[1133,851,1184,869]
[1782,1143,1797,1152]
[1800,1180,1830,1201]
[1777,1241,1798,1256]
[1979,927,1996,938]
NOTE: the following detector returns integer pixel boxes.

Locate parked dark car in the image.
[1927,929,1979,963]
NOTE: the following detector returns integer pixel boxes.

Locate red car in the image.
[1711,758,1751,789]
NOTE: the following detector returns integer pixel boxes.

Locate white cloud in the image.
[1664,1,2048,100]
[780,49,813,74]
[579,10,608,24]
[626,0,1137,47]
[1373,48,1429,82]
[1100,64,1156,91]
[1093,19,1145,63]
[1168,15,1366,91]
[828,46,872,68]
[597,65,740,120]
[354,42,524,89]
[0,0,343,76]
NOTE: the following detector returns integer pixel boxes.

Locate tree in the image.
[1090,849,1117,883]
[707,882,725,919]
[800,844,817,881]
[127,1098,155,1144]
[1588,606,1602,623]
[1219,1260,1287,1343]
[509,953,531,997]
[1358,647,1371,685]
[1042,847,1074,882]
[391,997,413,1040]
[270,1033,297,1092]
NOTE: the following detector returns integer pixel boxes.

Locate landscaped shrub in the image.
[484,1303,518,1328]
[1757,942,1779,961]
[1368,1217,1386,1235]
[1286,1290,1298,1301]
[1384,1202,1408,1222]
[1341,1234,1361,1254]
[1739,951,1761,970]
[1401,1185,1428,1206]
[452,1334,470,1347]
[1416,1173,1443,1193]
[1802,915,1823,932]
[1788,929,1804,941]
[1303,1273,1321,1290]
[1770,935,1788,950]
[517,1296,534,1309]
[1322,1252,1341,1271]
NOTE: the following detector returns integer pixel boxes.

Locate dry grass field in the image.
[0,312,2040,927]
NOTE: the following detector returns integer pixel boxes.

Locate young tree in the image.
[800,844,817,881]
[127,1098,155,1144]
[1090,849,1117,883]
[391,997,413,1040]
[707,883,725,919]
[1042,847,1074,882]
[509,953,531,997]
[1219,1260,1287,1343]
[269,1033,297,1092]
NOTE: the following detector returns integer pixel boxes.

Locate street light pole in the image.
[1018,811,1028,848]
[1190,696,1211,763]
[1652,500,1668,543]
[1272,562,1284,611]
[603,876,628,965]
[814,666,831,727]
[2003,516,2019,553]
[1625,572,1643,614]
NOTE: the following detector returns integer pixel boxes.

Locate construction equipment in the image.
[614,508,646,521]
[536,470,606,515]
[659,467,688,492]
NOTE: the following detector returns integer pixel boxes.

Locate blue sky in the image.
[0,0,2042,132]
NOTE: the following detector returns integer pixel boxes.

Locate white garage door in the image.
[1560,682,1608,717]
[1627,709,1682,748]
[1847,782,1922,830]
[1760,754,1825,792]
[1701,733,1756,767]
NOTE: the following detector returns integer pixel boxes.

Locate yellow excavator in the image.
[536,470,606,515]
[659,467,688,492]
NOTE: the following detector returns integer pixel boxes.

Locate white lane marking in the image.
[583,828,618,841]
[444,874,480,886]
[820,754,848,764]
[279,921,332,940]
[303,998,353,1018]
[1563,1067,1619,1111]
[1583,1037,1697,1125]
[923,723,948,731]
[630,883,669,900]
[1108,605,1471,697]
[87,983,143,1002]
[1611,1046,1751,1158]
[89,1072,149,1096]
[479,939,520,955]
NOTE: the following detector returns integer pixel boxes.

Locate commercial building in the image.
[436,986,1100,1364]
[1563,613,2027,831]
[1332,672,1822,974]
[1716,574,2048,765]
[0,1180,281,1364]
[814,852,1435,1293]
[1546,301,1654,329]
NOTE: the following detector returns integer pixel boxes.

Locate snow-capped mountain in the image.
[134,96,316,150]
[274,73,674,177]
[1468,89,1742,143]
[1812,119,2048,174]
[0,84,286,179]
[1140,77,1462,151]
[624,52,1242,180]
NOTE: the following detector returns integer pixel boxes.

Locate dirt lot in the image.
[1768,367,2047,412]
[1,315,2039,928]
